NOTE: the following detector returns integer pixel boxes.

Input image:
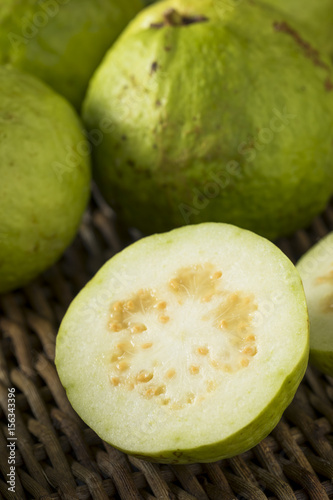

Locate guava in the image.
[263,0,333,62]
[83,0,333,240]
[0,66,91,294]
[297,233,333,376]
[0,0,142,110]
[56,223,309,464]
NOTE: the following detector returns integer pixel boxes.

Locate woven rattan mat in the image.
[1,193,333,500]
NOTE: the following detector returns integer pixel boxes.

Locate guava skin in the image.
[263,0,333,62]
[0,66,91,294]
[83,0,333,240]
[0,0,142,110]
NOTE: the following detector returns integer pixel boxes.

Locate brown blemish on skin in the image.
[150,61,158,75]
[325,78,333,92]
[150,8,208,29]
[273,21,333,91]
[273,22,329,70]
[150,22,164,29]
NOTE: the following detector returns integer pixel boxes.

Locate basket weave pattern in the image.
[1,195,333,500]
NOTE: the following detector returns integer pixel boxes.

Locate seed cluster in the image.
[168,263,222,304]
[107,263,258,410]
[316,268,333,313]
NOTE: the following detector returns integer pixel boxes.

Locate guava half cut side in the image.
[56,223,309,464]
[297,232,333,376]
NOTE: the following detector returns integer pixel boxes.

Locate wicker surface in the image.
[1,193,333,500]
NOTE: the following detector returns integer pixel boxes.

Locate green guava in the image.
[83,0,333,240]
[56,223,309,464]
[297,233,333,376]
[263,0,333,62]
[0,66,91,294]
[0,0,142,110]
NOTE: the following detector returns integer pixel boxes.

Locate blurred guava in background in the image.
[0,0,143,110]
[0,66,91,293]
[83,0,333,240]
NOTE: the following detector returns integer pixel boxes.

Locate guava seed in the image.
[106,263,259,409]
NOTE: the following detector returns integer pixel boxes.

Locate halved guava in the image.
[297,233,333,375]
[56,223,309,464]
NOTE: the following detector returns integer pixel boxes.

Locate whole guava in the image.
[0,66,91,294]
[263,0,333,62]
[0,0,142,110]
[83,0,333,240]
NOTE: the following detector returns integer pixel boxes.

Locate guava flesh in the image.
[0,0,142,109]
[297,232,333,375]
[0,66,91,293]
[83,0,333,240]
[56,223,309,463]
